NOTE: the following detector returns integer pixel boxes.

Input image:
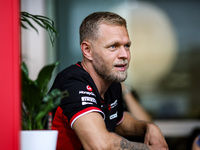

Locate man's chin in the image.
[114,74,127,83]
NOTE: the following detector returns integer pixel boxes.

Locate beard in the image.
[93,54,128,83]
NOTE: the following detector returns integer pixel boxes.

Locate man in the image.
[51,12,168,150]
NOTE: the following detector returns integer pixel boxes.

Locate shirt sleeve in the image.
[60,79,105,128]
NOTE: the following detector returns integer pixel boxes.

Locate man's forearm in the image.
[110,132,149,150]
[116,112,147,138]
[114,137,149,150]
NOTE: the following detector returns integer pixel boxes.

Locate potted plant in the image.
[20,12,67,150]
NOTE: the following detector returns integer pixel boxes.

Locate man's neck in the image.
[81,60,111,99]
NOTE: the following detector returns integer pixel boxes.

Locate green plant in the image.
[21,62,67,130]
[21,11,57,46]
[21,12,67,130]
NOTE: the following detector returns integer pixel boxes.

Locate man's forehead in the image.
[98,24,128,37]
[98,24,130,41]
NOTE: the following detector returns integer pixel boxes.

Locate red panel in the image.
[0,0,20,150]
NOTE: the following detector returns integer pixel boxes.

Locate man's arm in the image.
[116,112,168,149]
[73,112,167,150]
[116,112,147,137]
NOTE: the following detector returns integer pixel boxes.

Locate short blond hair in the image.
[79,12,127,44]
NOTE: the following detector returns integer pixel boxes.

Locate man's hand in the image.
[144,123,168,150]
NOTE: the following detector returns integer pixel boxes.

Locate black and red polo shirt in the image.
[51,62,124,150]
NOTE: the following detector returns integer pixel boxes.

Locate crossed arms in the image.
[73,111,168,150]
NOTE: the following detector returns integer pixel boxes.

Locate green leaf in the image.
[22,82,42,112]
[35,90,68,127]
[43,89,67,102]
[21,14,38,33]
[21,62,42,112]
[21,62,29,77]
[36,62,59,96]
[21,11,57,46]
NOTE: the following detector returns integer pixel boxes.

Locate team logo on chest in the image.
[108,99,118,111]
[86,85,93,92]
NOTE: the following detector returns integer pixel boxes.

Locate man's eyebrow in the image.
[104,41,119,47]
[106,40,132,47]
[126,41,132,45]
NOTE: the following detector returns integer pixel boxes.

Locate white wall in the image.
[21,0,47,80]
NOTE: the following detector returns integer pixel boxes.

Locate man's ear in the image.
[81,41,93,61]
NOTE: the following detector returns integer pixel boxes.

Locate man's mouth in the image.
[114,64,127,71]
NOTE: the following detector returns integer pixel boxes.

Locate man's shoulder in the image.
[57,62,87,79]
[51,62,93,91]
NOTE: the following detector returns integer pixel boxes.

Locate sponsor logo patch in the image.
[79,91,96,97]
[108,99,118,111]
[110,111,118,120]
[82,102,93,105]
[81,96,97,105]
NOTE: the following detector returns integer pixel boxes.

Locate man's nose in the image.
[118,46,129,59]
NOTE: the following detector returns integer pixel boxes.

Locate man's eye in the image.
[124,44,130,48]
[110,45,116,49]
